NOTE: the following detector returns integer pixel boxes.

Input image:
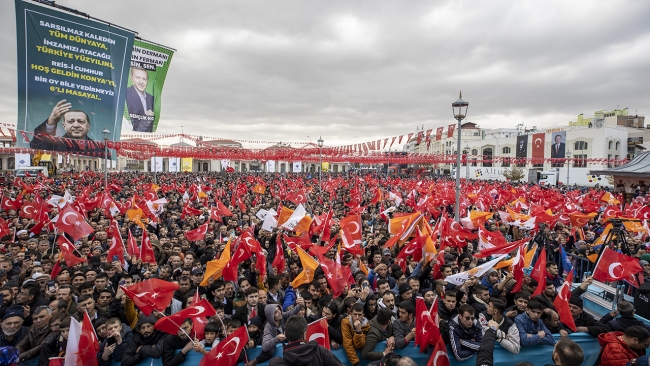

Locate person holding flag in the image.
[269,315,342,366]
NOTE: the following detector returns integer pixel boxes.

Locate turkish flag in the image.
[553,272,577,332]
[447,123,456,138]
[121,279,179,316]
[272,234,285,274]
[106,221,126,267]
[185,222,209,241]
[531,248,547,298]
[287,190,308,205]
[319,259,347,298]
[140,229,156,264]
[126,229,139,258]
[426,338,451,366]
[214,200,233,216]
[569,212,597,227]
[306,317,330,349]
[191,291,208,340]
[0,217,10,238]
[339,214,363,255]
[510,245,526,293]
[77,310,100,366]
[19,202,41,219]
[415,296,440,353]
[477,226,506,251]
[154,299,216,335]
[223,240,253,281]
[593,247,643,282]
[55,203,93,240]
[474,238,528,259]
[181,204,202,219]
[199,325,249,366]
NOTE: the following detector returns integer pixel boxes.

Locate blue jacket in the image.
[282,286,296,311]
[514,312,556,347]
[448,315,483,361]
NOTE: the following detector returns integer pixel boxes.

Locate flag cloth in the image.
[593,247,643,282]
[55,203,93,240]
[415,296,441,353]
[185,222,209,241]
[199,325,249,366]
[63,316,82,366]
[140,229,156,264]
[474,238,527,259]
[553,272,577,332]
[291,247,319,288]
[200,240,232,286]
[445,253,509,286]
[65,311,100,366]
[271,234,285,274]
[531,248,547,298]
[560,245,573,276]
[306,317,330,349]
[154,299,216,335]
[121,279,179,316]
[427,338,451,366]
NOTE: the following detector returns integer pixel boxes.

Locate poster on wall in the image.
[551,131,567,159]
[15,153,31,168]
[151,157,163,172]
[122,39,174,133]
[266,160,276,173]
[516,135,528,158]
[168,157,179,172]
[532,133,545,161]
[292,162,302,173]
[14,0,135,156]
[181,158,192,172]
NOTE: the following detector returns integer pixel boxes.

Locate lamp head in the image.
[452,91,469,121]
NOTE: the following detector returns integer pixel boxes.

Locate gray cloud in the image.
[0,0,648,148]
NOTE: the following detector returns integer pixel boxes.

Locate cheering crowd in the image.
[0,170,650,366]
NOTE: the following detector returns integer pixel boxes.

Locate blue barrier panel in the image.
[112,296,650,366]
[113,333,600,366]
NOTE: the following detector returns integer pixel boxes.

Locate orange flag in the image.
[200,240,231,286]
[291,247,319,288]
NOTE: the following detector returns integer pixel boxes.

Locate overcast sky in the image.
[1,0,649,148]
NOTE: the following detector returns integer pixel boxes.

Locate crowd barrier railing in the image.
[110,294,650,366]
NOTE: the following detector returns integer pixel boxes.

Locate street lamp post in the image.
[566,151,572,186]
[465,144,470,180]
[386,150,390,179]
[452,91,468,222]
[317,136,324,190]
[102,128,110,190]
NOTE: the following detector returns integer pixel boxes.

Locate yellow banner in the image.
[321,162,330,172]
[181,158,193,172]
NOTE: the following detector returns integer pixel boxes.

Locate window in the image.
[608,154,613,168]
[502,147,511,154]
[483,148,493,167]
[573,154,587,167]
[615,141,620,150]
[608,141,613,149]
[574,141,588,150]
[471,149,478,155]
[615,155,620,167]
[501,157,511,167]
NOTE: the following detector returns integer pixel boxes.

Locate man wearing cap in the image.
[568,295,609,336]
[190,268,204,289]
[16,305,52,362]
[121,314,167,366]
[0,304,29,347]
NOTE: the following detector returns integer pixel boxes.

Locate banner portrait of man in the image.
[125,67,156,132]
[551,131,567,159]
[516,135,528,158]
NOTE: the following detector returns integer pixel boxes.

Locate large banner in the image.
[181,158,192,172]
[292,162,302,173]
[266,160,276,173]
[151,157,163,172]
[168,157,179,172]
[532,133,545,161]
[516,135,528,158]
[123,39,174,133]
[15,0,135,155]
[551,131,567,159]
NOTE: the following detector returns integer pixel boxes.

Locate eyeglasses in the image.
[462,316,474,321]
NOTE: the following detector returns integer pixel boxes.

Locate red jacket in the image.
[597,332,642,366]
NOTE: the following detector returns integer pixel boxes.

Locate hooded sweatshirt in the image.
[261,303,303,352]
[269,340,343,366]
[121,315,167,366]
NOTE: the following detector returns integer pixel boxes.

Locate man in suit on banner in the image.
[125,67,155,132]
[551,134,566,159]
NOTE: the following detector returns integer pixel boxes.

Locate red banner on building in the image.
[436,127,443,141]
[532,133,545,161]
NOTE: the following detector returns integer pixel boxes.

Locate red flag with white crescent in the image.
[306,317,330,349]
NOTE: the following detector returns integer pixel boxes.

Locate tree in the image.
[503,166,525,181]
